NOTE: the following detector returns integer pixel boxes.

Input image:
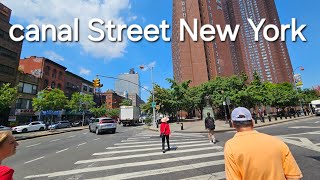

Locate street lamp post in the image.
[139,65,156,127]
[292,66,304,115]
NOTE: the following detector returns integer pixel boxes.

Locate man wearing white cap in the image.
[224,107,302,180]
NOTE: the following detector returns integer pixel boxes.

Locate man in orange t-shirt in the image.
[224,107,303,180]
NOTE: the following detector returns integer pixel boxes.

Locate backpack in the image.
[206,118,215,129]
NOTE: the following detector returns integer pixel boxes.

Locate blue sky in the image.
[2,0,319,101]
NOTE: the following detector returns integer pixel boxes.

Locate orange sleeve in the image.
[282,143,303,179]
[224,142,241,180]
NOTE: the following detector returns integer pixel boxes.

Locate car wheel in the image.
[22,128,28,133]
[89,126,92,132]
[39,127,45,131]
[112,129,116,134]
[95,128,100,135]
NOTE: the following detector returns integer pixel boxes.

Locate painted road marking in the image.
[25,156,45,164]
[26,143,41,148]
[56,148,69,154]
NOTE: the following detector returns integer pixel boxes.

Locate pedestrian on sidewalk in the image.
[160,117,171,153]
[204,112,216,144]
[0,131,19,180]
[224,107,302,180]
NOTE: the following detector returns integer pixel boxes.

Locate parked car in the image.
[72,121,82,127]
[0,125,11,131]
[12,121,46,133]
[89,117,117,135]
[48,121,71,129]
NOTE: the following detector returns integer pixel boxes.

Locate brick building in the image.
[223,0,293,83]
[172,0,294,86]
[19,56,67,91]
[65,71,93,99]
[0,3,23,86]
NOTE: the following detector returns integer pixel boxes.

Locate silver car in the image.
[89,117,117,135]
[0,125,11,131]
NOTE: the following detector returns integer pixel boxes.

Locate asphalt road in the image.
[4,117,320,180]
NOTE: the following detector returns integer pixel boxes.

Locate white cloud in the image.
[2,0,132,59]
[140,61,156,71]
[79,68,91,75]
[127,15,137,22]
[44,51,64,61]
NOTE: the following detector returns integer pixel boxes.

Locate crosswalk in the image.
[24,131,226,180]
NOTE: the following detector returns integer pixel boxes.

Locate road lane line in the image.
[83,133,88,135]
[107,140,209,149]
[77,142,87,147]
[50,139,61,142]
[119,138,206,145]
[56,148,69,154]
[86,160,225,180]
[68,135,76,138]
[94,142,216,156]
[25,152,224,178]
[26,143,41,148]
[25,156,45,164]
[180,171,226,180]
[93,138,100,141]
[76,146,222,164]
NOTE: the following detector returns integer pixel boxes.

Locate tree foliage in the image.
[0,83,18,113]
[90,106,107,117]
[120,99,132,106]
[68,92,95,113]
[32,88,68,112]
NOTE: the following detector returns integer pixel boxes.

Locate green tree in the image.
[106,108,120,118]
[33,88,68,121]
[0,83,18,113]
[120,99,132,106]
[90,106,107,117]
[68,92,95,125]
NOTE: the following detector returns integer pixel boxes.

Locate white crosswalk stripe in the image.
[24,131,226,180]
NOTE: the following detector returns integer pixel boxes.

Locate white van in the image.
[310,100,320,115]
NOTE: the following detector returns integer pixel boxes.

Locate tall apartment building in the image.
[223,0,293,83]
[115,68,141,97]
[0,3,23,86]
[172,0,294,85]
[0,3,23,124]
[172,0,235,86]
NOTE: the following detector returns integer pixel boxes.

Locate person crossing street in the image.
[159,117,171,153]
[205,112,216,144]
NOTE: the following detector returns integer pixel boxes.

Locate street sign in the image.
[156,105,160,110]
[151,102,156,108]
[226,97,231,105]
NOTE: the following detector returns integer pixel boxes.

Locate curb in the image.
[15,127,88,141]
[146,115,316,134]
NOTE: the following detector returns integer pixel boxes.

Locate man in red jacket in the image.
[160,117,171,153]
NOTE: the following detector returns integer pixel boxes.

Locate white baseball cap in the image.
[231,107,252,121]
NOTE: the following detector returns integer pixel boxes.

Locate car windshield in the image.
[100,119,115,123]
[315,104,320,108]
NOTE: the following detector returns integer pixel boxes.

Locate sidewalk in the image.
[14,126,88,141]
[147,114,316,133]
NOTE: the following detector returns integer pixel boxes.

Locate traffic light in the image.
[92,78,103,88]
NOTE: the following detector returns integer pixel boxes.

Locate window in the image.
[45,66,50,75]
[52,69,57,78]
[16,99,32,109]
[58,71,62,80]
[83,85,88,91]
[89,87,93,93]
[44,79,49,89]
[57,83,61,89]
[18,82,38,94]
[0,64,14,75]
[51,81,56,88]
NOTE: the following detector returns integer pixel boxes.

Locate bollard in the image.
[285,114,287,119]
[181,123,183,130]
[262,117,265,123]
[297,113,300,117]
[268,116,271,122]
[280,115,283,120]
[156,122,159,128]
[254,117,258,124]
[275,116,277,121]
[289,114,292,119]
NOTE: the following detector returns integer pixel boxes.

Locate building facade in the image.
[105,90,125,109]
[114,68,141,97]
[65,71,93,99]
[223,0,293,83]
[0,3,23,86]
[172,0,235,86]
[172,0,294,86]
[19,56,67,91]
